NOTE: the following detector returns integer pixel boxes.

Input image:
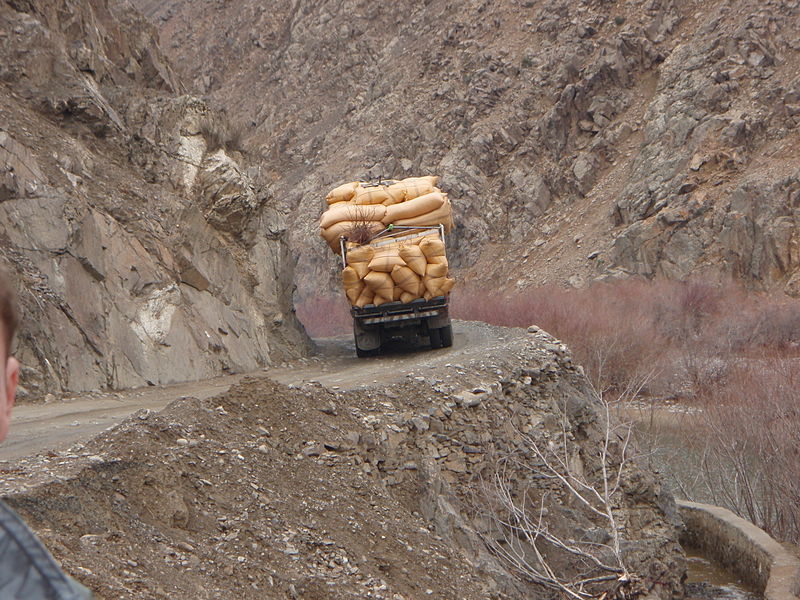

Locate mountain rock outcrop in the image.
[134,0,800,296]
[0,0,308,396]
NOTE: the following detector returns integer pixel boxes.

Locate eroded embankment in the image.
[1,325,685,599]
[679,500,800,600]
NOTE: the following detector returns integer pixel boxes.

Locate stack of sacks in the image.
[319,176,454,252]
[341,234,455,308]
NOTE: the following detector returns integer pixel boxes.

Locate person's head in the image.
[0,268,20,443]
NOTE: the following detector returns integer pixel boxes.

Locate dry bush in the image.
[344,206,381,245]
[294,296,352,338]
[682,358,800,543]
[452,281,670,393]
[453,278,800,543]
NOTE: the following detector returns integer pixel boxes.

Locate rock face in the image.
[133,0,800,295]
[0,0,308,395]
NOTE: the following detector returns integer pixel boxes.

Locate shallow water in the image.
[685,551,759,600]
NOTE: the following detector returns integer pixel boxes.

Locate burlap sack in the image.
[400,291,416,303]
[384,183,407,205]
[383,191,445,224]
[398,245,426,276]
[393,287,404,301]
[419,237,446,259]
[320,203,386,230]
[440,277,455,294]
[342,266,360,286]
[347,245,375,263]
[345,281,365,304]
[425,262,448,278]
[355,286,374,308]
[363,271,394,298]
[399,176,438,200]
[353,185,390,205]
[374,293,394,306]
[391,265,421,294]
[351,261,369,280]
[368,246,406,273]
[326,181,358,205]
[394,200,452,229]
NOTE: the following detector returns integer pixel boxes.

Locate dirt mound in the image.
[1,328,685,599]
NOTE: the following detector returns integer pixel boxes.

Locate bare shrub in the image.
[681,357,800,543]
[455,278,800,544]
[451,282,670,393]
[479,388,649,599]
[344,206,380,245]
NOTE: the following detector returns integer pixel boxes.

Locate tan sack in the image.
[363,271,394,298]
[346,281,365,304]
[426,262,448,278]
[427,255,448,265]
[347,245,375,264]
[354,185,391,205]
[400,176,438,200]
[419,237,446,259]
[383,191,445,224]
[395,201,452,229]
[374,294,392,307]
[393,287,404,301]
[342,266,360,287]
[355,286,374,308]
[424,275,444,292]
[320,203,386,229]
[400,291,417,303]
[384,183,407,205]
[398,245,427,276]
[326,181,358,205]
[351,261,369,280]
[368,246,406,273]
[391,265,422,294]
[440,277,455,294]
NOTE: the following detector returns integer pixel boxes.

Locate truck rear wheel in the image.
[439,324,453,348]
[355,345,379,358]
[429,327,442,349]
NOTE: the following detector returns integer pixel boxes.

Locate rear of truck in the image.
[342,226,453,357]
[318,176,456,357]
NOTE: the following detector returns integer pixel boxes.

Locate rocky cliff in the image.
[0,0,308,396]
[133,0,800,296]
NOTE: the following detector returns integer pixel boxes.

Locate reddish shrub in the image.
[294,296,351,338]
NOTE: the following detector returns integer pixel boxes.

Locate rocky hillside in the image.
[133,0,800,296]
[0,0,308,396]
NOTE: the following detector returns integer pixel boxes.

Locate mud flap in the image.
[425,305,450,330]
[353,320,381,351]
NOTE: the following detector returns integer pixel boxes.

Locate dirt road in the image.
[0,321,523,461]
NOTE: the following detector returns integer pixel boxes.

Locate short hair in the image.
[0,267,19,357]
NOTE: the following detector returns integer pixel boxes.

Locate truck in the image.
[338,225,453,358]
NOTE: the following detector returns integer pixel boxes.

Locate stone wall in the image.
[678,500,800,600]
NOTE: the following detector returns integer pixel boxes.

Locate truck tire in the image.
[429,327,442,349]
[439,324,453,348]
[356,345,379,358]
